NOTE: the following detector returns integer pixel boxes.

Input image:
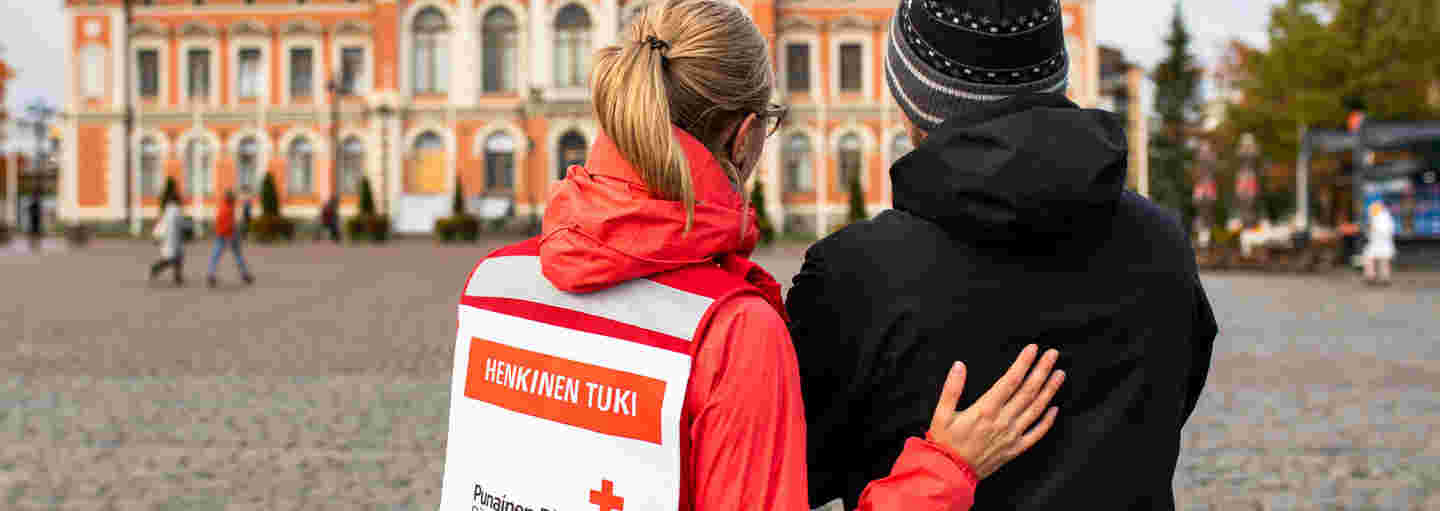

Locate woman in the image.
[1363,201,1396,286]
[149,195,185,286]
[445,1,1063,509]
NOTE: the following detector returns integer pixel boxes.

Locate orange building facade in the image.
[62,0,1096,235]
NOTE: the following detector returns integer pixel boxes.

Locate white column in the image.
[386,115,403,218]
[816,109,829,239]
[598,0,619,48]
[111,8,128,111]
[529,0,551,94]
[765,125,784,233]
[6,149,17,227]
[453,0,478,106]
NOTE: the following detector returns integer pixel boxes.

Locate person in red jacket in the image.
[440,1,1064,510]
[207,189,254,288]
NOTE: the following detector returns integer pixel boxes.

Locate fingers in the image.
[1014,406,1059,455]
[976,344,1038,412]
[1011,369,1065,433]
[998,348,1060,424]
[931,362,967,428]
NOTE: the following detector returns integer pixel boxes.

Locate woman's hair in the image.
[591,0,774,227]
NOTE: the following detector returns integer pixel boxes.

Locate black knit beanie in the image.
[886,0,1070,132]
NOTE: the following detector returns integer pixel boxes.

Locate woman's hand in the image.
[927,344,1065,479]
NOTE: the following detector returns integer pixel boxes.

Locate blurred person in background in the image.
[238,185,254,242]
[207,189,255,288]
[149,194,186,286]
[1363,201,1395,286]
[318,195,341,243]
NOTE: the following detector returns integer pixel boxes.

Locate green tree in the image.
[846,172,867,224]
[750,181,776,246]
[1150,2,1203,227]
[453,176,466,216]
[358,176,377,216]
[1227,0,1440,175]
[260,172,280,217]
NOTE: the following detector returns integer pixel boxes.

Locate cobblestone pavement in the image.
[1,238,1437,510]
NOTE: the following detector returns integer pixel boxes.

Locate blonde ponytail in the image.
[591,0,774,231]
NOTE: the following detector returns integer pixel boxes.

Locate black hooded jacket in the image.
[788,94,1217,510]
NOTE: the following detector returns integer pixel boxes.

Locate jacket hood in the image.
[539,126,761,294]
[891,93,1129,243]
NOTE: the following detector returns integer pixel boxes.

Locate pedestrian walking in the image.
[238,185,254,242]
[26,192,43,251]
[1363,201,1396,286]
[149,195,186,286]
[317,195,341,243]
[207,189,255,288]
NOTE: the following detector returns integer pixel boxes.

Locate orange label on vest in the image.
[464,338,668,445]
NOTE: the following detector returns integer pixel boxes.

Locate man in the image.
[237,185,254,242]
[207,189,255,288]
[787,0,1218,509]
[318,195,341,243]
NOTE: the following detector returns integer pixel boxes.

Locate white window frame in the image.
[281,38,323,105]
[829,31,875,102]
[230,42,269,104]
[545,121,597,188]
[402,2,456,98]
[332,30,374,96]
[551,1,596,98]
[401,123,457,198]
[228,129,271,194]
[477,1,528,96]
[777,32,821,98]
[178,38,220,108]
[79,44,108,99]
[475,122,528,193]
[132,130,171,199]
[781,127,820,193]
[178,129,220,200]
[830,124,877,192]
[132,41,168,102]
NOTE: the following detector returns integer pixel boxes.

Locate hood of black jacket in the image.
[891,93,1129,244]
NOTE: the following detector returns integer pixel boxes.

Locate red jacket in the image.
[538,127,978,511]
[216,196,235,238]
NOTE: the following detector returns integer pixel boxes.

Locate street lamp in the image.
[18,101,56,232]
[327,76,351,200]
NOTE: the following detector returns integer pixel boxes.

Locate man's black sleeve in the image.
[786,238,858,509]
[1183,272,1218,422]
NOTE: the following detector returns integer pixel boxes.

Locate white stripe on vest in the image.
[440,255,715,511]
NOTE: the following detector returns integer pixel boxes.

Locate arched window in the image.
[557,131,588,180]
[185,138,213,199]
[80,45,106,98]
[482,8,519,94]
[341,137,365,195]
[236,136,260,192]
[288,138,314,196]
[410,132,447,195]
[412,7,450,94]
[554,5,592,88]
[139,137,161,197]
[836,133,862,193]
[485,132,516,191]
[890,133,914,166]
[784,134,813,192]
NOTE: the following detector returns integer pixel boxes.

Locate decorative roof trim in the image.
[226,20,270,38]
[777,15,820,33]
[177,21,218,38]
[826,15,877,32]
[280,19,325,36]
[129,21,171,38]
[333,19,373,36]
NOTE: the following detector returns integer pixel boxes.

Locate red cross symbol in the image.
[589,479,624,511]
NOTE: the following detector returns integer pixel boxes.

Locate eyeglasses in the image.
[755,103,788,139]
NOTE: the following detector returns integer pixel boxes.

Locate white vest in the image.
[439,252,747,511]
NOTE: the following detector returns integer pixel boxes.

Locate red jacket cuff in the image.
[923,432,981,488]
